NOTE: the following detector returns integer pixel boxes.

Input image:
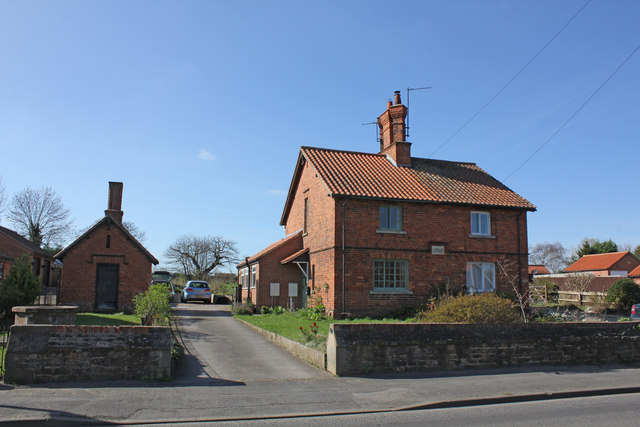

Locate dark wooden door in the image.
[96,263,119,311]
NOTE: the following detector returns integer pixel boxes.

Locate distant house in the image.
[0,225,54,289]
[528,264,551,276]
[238,92,536,317]
[628,265,640,285]
[56,182,158,312]
[565,251,640,277]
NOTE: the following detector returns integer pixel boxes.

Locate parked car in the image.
[181,281,212,303]
[631,304,640,321]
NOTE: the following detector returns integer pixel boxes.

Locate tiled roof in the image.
[629,265,640,277]
[281,247,309,264]
[56,216,158,265]
[238,230,302,267]
[528,265,551,275]
[0,225,52,258]
[300,147,535,209]
[565,251,630,272]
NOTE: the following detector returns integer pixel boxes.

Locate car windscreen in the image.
[191,282,209,289]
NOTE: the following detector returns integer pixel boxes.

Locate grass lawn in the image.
[235,311,407,349]
[75,312,142,326]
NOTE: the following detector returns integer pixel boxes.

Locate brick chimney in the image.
[105,181,124,224]
[377,91,411,167]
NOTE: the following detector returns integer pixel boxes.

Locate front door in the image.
[96,263,119,311]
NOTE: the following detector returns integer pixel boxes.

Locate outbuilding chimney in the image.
[377,91,411,167]
[105,181,124,224]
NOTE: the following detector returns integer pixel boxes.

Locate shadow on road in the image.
[0,404,117,426]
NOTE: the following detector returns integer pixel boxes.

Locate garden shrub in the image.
[232,303,254,315]
[0,254,41,323]
[133,282,172,326]
[605,278,640,312]
[271,305,286,315]
[419,292,520,323]
[260,305,271,315]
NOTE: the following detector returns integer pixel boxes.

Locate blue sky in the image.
[1,0,638,270]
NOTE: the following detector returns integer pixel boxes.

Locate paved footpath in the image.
[2,304,640,425]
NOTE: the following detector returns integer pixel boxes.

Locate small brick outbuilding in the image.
[56,182,158,312]
[0,225,55,289]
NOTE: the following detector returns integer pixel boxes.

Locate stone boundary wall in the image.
[4,325,171,384]
[237,318,326,370]
[327,322,640,376]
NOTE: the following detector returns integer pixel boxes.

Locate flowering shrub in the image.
[299,322,319,341]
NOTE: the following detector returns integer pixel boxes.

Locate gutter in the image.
[341,199,348,315]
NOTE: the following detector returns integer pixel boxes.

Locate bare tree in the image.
[565,272,594,294]
[8,186,73,248]
[123,221,146,243]
[497,258,529,323]
[0,176,6,220]
[165,235,239,279]
[528,242,569,273]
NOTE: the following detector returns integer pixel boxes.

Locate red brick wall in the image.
[59,220,153,312]
[0,234,52,287]
[611,253,640,274]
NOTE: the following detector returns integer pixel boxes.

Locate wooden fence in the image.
[529,285,605,306]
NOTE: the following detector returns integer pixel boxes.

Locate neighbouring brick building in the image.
[564,251,640,277]
[239,92,536,317]
[0,225,54,289]
[56,182,158,312]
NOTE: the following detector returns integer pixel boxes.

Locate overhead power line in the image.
[504,42,640,182]
[429,0,592,157]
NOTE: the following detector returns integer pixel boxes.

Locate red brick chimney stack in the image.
[105,181,124,224]
[377,91,412,167]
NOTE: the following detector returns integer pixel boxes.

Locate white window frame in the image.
[379,206,403,232]
[251,265,257,289]
[373,259,408,290]
[466,262,495,293]
[240,267,248,289]
[470,211,491,236]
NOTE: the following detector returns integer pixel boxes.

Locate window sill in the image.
[469,234,495,239]
[376,229,408,235]
[370,289,413,295]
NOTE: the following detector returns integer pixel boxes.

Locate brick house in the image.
[564,251,640,277]
[240,92,536,317]
[0,225,54,289]
[56,182,158,312]
[629,265,640,285]
[528,264,551,276]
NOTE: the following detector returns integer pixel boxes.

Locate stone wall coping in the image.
[12,305,79,313]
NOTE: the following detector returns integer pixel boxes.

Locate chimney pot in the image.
[394,91,401,105]
[387,100,392,108]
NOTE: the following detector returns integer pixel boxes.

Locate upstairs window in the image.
[471,211,491,236]
[379,206,402,231]
[466,262,495,293]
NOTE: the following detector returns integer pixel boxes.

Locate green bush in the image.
[232,303,254,315]
[260,305,271,315]
[271,305,286,315]
[605,278,640,312]
[0,254,41,323]
[133,282,172,326]
[419,293,520,323]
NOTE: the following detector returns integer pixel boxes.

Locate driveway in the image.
[172,303,330,383]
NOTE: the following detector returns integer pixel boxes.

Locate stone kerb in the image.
[4,325,172,384]
[327,322,640,376]
[12,305,78,325]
